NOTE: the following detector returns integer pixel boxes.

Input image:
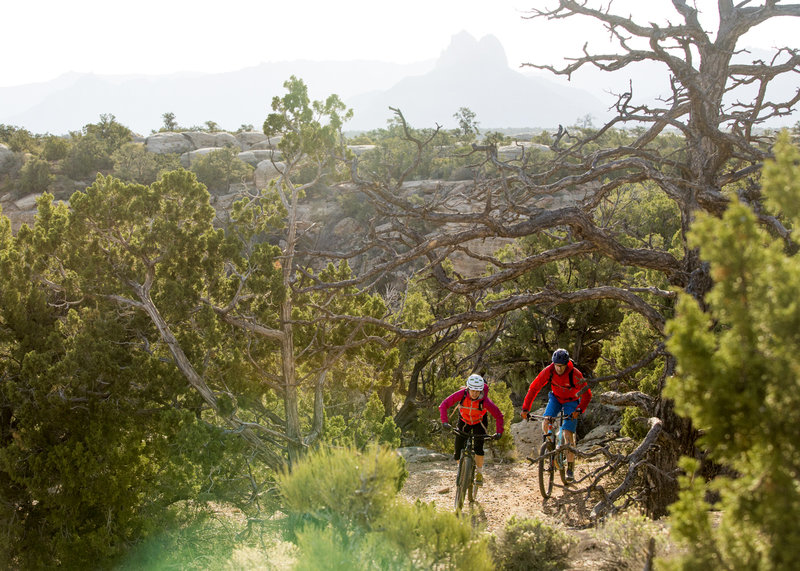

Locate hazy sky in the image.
[4,0,798,87]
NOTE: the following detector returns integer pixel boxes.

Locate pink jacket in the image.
[439,389,505,433]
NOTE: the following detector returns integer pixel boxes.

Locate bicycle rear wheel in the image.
[538,440,555,498]
[454,456,472,512]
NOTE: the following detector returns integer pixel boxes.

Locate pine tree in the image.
[664,132,800,570]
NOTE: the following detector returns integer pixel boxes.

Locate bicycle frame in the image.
[451,427,487,513]
[530,412,568,498]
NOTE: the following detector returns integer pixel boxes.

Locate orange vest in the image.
[459,392,487,425]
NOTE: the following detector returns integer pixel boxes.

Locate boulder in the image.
[250,135,282,150]
[497,142,550,161]
[582,403,623,429]
[397,447,450,463]
[211,132,238,148]
[180,147,222,168]
[347,144,377,156]
[509,407,547,460]
[181,131,219,149]
[145,132,192,155]
[181,131,238,150]
[14,193,42,210]
[254,160,286,188]
[237,149,282,167]
[235,131,268,150]
[331,217,360,239]
[579,424,621,451]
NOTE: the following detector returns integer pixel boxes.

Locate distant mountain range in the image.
[1,32,795,136]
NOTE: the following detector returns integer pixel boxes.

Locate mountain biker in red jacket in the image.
[521,348,591,482]
[439,373,504,486]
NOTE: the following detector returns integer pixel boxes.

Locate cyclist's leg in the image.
[471,421,488,483]
[561,400,579,463]
[542,392,563,437]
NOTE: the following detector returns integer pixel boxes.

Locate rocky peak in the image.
[435,31,508,72]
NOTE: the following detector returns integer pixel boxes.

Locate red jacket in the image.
[439,389,505,433]
[522,361,591,414]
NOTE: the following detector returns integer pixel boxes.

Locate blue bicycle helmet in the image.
[551,348,569,365]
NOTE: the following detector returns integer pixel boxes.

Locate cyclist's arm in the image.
[483,397,504,434]
[439,390,464,423]
[576,374,592,414]
[521,368,549,416]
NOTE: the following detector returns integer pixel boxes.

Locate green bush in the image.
[589,511,671,571]
[112,142,161,184]
[490,515,576,571]
[190,147,253,193]
[64,134,108,179]
[41,135,70,161]
[278,444,493,570]
[324,392,402,449]
[18,157,53,195]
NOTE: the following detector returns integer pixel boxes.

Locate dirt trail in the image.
[399,456,590,535]
[398,446,616,570]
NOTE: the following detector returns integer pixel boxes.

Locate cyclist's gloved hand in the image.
[493,432,503,441]
[572,410,581,420]
[442,422,452,431]
[521,410,529,420]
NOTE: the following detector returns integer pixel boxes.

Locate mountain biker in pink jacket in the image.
[521,348,591,482]
[439,373,504,486]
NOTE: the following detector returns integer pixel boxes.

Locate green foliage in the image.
[64,114,133,179]
[189,147,253,193]
[162,111,179,131]
[64,131,108,178]
[117,504,283,571]
[350,110,486,182]
[17,156,53,195]
[324,392,402,449]
[596,312,663,396]
[263,75,352,182]
[489,515,576,571]
[279,444,492,570]
[664,132,800,570]
[0,300,252,568]
[453,106,480,142]
[0,124,38,153]
[278,444,406,534]
[0,175,265,568]
[589,510,672,570]
[112,141,162,184]
[41,135,70,161]
[84,113,133,155]
[486,378,515,452]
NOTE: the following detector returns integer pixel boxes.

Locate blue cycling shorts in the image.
[543,392,579,433]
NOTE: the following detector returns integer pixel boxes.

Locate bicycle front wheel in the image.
[467,459,477,502]
[455,456,472,512]
[538,440,555,498]
[556,448,567,485]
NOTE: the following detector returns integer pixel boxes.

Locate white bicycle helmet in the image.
[466,374,485,391]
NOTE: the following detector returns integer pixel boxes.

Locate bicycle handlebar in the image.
[449,427,502,440]
[525,411,578,421]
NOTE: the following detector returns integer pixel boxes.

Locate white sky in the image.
[3,0,798,87]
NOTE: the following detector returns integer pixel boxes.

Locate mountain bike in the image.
[529,412,569,498]
[449,426,499,513]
